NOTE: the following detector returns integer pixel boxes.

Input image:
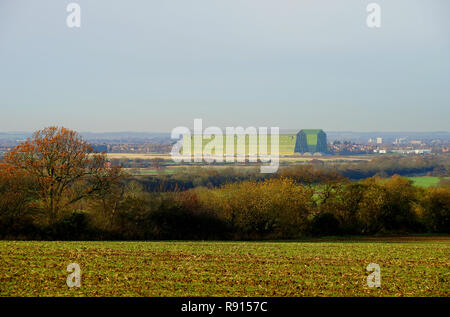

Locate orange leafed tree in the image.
[3,126,123,220]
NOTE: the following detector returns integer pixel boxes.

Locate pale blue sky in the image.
[1,0,449,132]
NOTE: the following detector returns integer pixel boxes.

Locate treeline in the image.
[134,155,449,192]
[336,155,449,179]
[1,173,449,240]
[0,127,449,240]
[138,167,267,192]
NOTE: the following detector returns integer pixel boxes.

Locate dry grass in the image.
[107,153,372,162]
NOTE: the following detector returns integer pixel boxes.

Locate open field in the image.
[125,165,263,175]
[1,238,449,297]
[109,153,374,175]
[107,153,173,160]
[107,153,373,162]
[276,155,372,162]
[408,176,448,187]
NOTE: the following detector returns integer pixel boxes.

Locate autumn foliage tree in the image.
[0,163,37,235]
[3,127,123,222]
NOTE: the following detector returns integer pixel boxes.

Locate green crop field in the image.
[408,176,448,187]
[1,238,448,297]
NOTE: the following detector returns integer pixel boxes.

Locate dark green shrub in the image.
[419,188,450,233]
[42,211,93,240]
[148,203,229,240]
[310,212,341,236]
[357,176,421,234]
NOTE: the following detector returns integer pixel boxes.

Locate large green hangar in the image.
[294,129,327,154]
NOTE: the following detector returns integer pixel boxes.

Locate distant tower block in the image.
[294,129,327,154]
[376,137,383,144]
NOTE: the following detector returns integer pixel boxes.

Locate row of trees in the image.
[0,127,449,240]
[189,176,449,238]
[133,154,449,192]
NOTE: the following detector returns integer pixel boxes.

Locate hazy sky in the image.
[1,0,449,132]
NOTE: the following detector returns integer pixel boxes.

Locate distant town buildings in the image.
[394,137,406,145]
[0,131,448,158]
[368,137,384,144]
[329,141,375,154]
